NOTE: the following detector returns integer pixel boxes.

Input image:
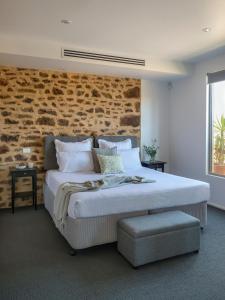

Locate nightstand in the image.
[11,168,37,213]
[141,161,166,172]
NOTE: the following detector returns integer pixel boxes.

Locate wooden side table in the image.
[11,168,37,213]
[141,161,167,172]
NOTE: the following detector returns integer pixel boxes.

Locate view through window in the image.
[208,71,225,177]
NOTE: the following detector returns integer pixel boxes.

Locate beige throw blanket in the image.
[53,175,155,229]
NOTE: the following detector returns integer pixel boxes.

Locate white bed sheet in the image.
[46,168,210,219]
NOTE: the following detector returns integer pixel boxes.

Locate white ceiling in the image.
[0,0,225,78]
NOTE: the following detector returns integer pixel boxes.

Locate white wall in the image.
[141,79,170,171]
[170,52,225,208]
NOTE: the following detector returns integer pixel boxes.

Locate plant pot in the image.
[213,164,225,176]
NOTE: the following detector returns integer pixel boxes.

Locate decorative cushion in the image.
[92,147,117,173]
[98,138,132,150]
[97,154,124,174]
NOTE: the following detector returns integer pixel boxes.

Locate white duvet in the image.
[46,167,210,219]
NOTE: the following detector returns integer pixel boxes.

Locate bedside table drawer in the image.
[11,169,36,177]
[16,171,30,177]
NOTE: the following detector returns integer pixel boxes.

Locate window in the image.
[208,70,225,177]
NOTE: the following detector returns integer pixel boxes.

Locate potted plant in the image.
[143,139,159,162]
[213,115,225,175]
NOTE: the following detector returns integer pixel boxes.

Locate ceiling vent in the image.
[62,48,145,67]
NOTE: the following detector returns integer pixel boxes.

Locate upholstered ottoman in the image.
[117,211,200,268]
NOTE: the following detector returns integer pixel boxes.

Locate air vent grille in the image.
[62,49,145,66]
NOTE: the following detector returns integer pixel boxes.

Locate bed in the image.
[43,135,209,250]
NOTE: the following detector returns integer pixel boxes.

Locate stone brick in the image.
[38,108,57,116]
[0,95,9,99]
[0,145,10,154]
[58,80,67,85]
[5,156,13,162]
[39,72,48,77]
[1,134,19,142]
[77,99,84,104]
[34,83,45,89]
[60,73,68,79]
[117,130,126,135]
[58,119,69,126]
[120,115,140,127]
[22,107,34,113]
[77,90,85,96]
[135,102,140,112]
[0,78,8,86]
[23,97,33,103]
[124,86,140,98]
[16,79,29,87]
[77,112,87,116]
[18,114,33,119]
[31,77,40,82]
[43,79,51,84]
[52,87,63,95]
[105,121,111,127]
[1,111,11,117]
[30,154,38,161]
[67,90,74,95]
[36,116,55,126]
[18,88,36,93]
[23,120,33,125]
[92,89,101,97]
[5,118,19,124]
[95,107,104,113]
[14,154,27,161]
[102,92,112,99]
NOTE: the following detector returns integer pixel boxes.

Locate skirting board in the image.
[208,202,225,211]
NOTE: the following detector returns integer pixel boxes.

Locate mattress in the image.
[46,167,210,219]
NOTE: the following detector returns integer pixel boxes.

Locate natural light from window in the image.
[209,80,225,176]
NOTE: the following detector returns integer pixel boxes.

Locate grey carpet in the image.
[1,206,225,300]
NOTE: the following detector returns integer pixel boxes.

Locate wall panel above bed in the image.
[0,66,141,208]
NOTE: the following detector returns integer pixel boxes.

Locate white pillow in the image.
[98,139,132,150]
[55,138,92,153]
[118,148,141,171]
[57,151,94,172]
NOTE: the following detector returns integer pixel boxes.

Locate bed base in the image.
[44,183,207,251]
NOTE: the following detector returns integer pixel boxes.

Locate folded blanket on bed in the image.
[53,175,155,229]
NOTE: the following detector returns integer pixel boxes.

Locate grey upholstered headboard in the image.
[44,135,139,170]
[44,136,93,170]
[94,135,138,148]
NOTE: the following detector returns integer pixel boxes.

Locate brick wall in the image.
[0,66,141,209]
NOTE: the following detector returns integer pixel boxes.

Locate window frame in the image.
[208,83,213,176]
[208,74,225,178]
